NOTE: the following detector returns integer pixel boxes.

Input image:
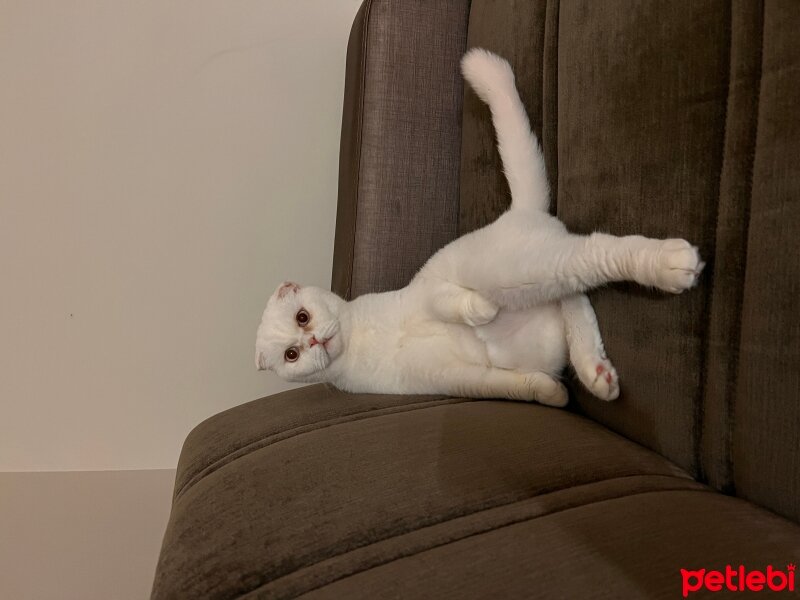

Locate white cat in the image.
[255,49,703,407]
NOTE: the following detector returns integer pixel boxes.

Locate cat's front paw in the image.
[577,358,619,401]
[523,373,568,407]
[462,293,499,327]
[653,239,705,293]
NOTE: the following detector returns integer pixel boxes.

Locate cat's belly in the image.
[398,318,492,368]
[332,309,566,396]
[474,302,567,376]
[398,305,566,377]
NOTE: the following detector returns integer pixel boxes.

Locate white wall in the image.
[0,0,362,471]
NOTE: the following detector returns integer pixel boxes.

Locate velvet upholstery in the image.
[300,492,799,600]
[152,385,799,599]
[731,0,800,523]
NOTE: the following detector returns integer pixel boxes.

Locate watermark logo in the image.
[681,564,795,597]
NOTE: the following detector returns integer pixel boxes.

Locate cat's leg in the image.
[580,234,704,294]
[450,228,704,308]
[437,365,568,407]
[425,279,499,326]
[560,294,619,401]
[456,49,703,305]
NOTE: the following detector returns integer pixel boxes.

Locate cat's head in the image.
[255,282,346,382]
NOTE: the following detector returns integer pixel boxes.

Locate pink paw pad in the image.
[596,364,612,384]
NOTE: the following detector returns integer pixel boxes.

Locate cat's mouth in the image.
[311,334,335,351]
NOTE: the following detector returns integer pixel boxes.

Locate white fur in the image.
[255,49,704,407]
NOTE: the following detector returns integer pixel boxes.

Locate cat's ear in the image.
[256,350,268,371]
[275,281,301,299]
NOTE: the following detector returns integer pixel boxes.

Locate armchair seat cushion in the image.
[151,385,799,598]
[300,491,800,600]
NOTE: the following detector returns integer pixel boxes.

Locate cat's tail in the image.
[461,48,550,213]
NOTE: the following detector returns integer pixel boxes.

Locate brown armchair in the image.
[152,2,800,597]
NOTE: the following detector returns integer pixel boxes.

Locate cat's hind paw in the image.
[462,293,499,327]
[578,358,619,401]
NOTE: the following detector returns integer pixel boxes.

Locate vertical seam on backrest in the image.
[695,2,733,481]
[545,0,560,217]
[455,0,474,237]
[697,0,765,491]
[553,0,559,208]
[727,0,765,496]
[345,0,373,300]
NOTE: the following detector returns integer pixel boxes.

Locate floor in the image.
[0,469,176,600]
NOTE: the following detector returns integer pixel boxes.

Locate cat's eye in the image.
[295,309,310,326]
[284,347,299,362]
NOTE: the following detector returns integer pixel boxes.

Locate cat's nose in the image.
[309,336,320,347]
